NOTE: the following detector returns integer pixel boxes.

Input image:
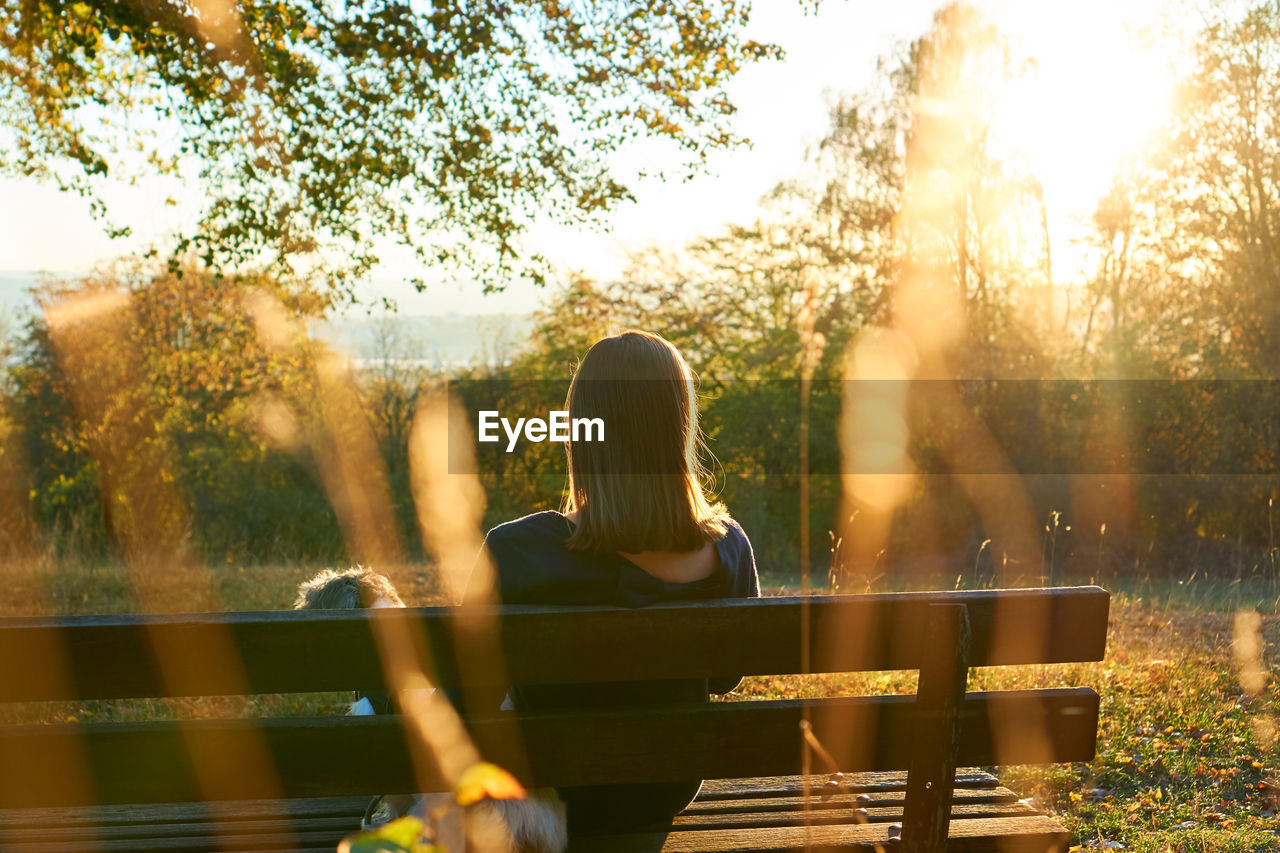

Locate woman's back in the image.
[618,538,719,584]
[476,510,759,832]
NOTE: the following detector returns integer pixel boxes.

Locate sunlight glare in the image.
[983,1,1180,279]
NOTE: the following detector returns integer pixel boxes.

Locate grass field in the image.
[2,561,1279,851]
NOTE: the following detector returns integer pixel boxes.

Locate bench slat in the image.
[672,800,1042,830]
[0,689,1098,808]
[0,588,1109,701]
[0,814,357,843]
[694,770,1000,799]
[0,828,348,852]
[0,797,369,828]
[681,788,1021,814]
[568,814,1071,852]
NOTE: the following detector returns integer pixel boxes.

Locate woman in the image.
[468,330,759,835]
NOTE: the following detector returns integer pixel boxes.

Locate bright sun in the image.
[982,0,1182,280]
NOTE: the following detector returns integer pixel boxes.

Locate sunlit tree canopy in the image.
[0,0,779,303]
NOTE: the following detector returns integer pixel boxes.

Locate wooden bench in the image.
[0,586,1109,852]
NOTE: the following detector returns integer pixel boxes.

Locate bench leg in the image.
[902,603,971,853]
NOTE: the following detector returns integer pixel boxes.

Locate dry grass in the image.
[0,558,448,618]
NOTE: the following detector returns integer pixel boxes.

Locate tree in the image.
[1071,1,1280,567]
[1169,2,1280,377]
[1083,1,1280,379]
[1075,171,1201,378]
[0,0,780,303]
[6,264,356,563]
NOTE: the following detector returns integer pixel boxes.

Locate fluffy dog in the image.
[295,568,568,853]
[364,790,567,853]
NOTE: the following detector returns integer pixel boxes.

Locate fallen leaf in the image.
[454,761,527,806]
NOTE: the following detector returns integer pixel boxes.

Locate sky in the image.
[0,0,1187,318]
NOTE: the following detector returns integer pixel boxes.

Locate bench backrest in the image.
[0,586,1109,828]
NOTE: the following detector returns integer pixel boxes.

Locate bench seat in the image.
[0,589,1107,852]
[0,770,1067,852]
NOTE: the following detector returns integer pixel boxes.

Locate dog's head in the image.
[294,566,404,610]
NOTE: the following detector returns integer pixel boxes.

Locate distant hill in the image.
[0,272,40,314]
[313,313,535,370]
[0,271,535,367]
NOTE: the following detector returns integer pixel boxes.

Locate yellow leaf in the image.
[454,761,526,806]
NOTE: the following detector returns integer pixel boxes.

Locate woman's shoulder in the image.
[712,515,759,596]
[485,510,571,551]
[482,511,619,605]
[715,515,752,550]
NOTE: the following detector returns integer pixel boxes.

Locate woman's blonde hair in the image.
[563,330,727,554]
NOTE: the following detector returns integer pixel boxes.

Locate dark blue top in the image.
[481,510,759,606]
[471,510,760,833]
